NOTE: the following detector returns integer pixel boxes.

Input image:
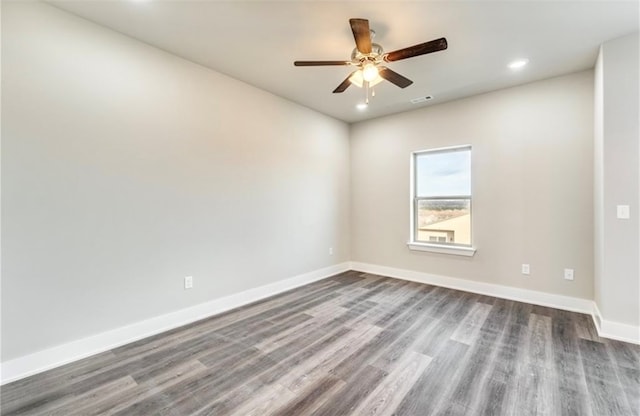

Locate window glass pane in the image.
[416,149,470,197]
[416,199,470,245]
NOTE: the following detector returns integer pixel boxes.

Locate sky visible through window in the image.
[416,149,470,197]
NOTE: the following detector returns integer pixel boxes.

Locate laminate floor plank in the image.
[508,362,555,416]
[361,274,389,289]
[582,367,634,416]
[194,380,264,416]
[269,376,345,416]
[556,384,594,416]
[310,364,388,416]
[341,284,391,308]
[226,382,295,416]
[488,327,523,384]
[510,301,533,327]
[374,284,433,327]
[235,313,314,346]
[442,337,499,412]
[368,279,415,305]
[354,283,423,326]
[257,325,354,385]
[183,323,357,414]
[254,309,346,353]
[528,313,554,368]
[436,402,473,416]
[129,333,233,383]
[80,360,208,416]
[607,340,640,370]
[351,350,431,416]
[371,315,436,372]
[616,366,640,415]
[280,324,382,393]
[579,339,635,415]
[474,378,508,416]
[416,309,467,357]
[0,351,119,408]
[446,292,481,322]
[427,288,465,320]
[392,339,470,416]
[2,271,638,416]
[15,376,137,416]
[481,298,514,339]
[552,351,594,416]
[368,278,409,300]
[47,376,138,416]
[450,301,493,345]
[330,287,446,380]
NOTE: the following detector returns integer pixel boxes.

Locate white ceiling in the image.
[49,0,638,123]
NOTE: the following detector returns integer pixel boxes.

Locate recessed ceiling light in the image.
[508,59,529,70]
[356,103,368,110]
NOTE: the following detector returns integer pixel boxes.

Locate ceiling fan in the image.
[294,18,448,103]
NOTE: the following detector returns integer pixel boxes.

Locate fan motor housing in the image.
[351,43,384,63]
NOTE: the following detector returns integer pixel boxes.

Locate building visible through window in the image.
[412,146,471,246]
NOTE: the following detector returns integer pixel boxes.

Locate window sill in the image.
[407,242,477,257]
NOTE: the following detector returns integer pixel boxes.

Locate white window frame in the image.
[407,145,476,257]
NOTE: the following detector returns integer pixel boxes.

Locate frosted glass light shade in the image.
[349,70,383,88]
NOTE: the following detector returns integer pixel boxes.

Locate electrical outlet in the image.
[617,205,630,219]
[184,276,193,289]
[521,264,530,275]
[564,269,574,281]
[329,247,334,255]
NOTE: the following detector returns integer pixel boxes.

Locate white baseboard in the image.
[350,261,640,345]
[0,262,350,385]
[350,262,594,314]
[592,302,640,344]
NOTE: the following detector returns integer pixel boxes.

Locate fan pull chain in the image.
[365,81,370,104]
[365,81,369,104]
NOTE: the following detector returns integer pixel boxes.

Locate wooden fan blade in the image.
[349,18,372,54]
[378,67,413,88]
[384,38,448,62]
[294,61,351,66]
[333,72,356,93]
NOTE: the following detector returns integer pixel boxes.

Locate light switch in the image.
[617,205,630,219]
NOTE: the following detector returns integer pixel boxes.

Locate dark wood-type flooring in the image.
[2,271,639,415]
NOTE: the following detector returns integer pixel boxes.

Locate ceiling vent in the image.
[410,95,433,104]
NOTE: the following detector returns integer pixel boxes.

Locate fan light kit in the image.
[294,18,448,104]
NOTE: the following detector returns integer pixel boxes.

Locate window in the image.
[408,145,475,256]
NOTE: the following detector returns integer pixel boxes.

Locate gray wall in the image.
[350,71,595,300]
[1,2,350,361]
[594,33,640,327]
